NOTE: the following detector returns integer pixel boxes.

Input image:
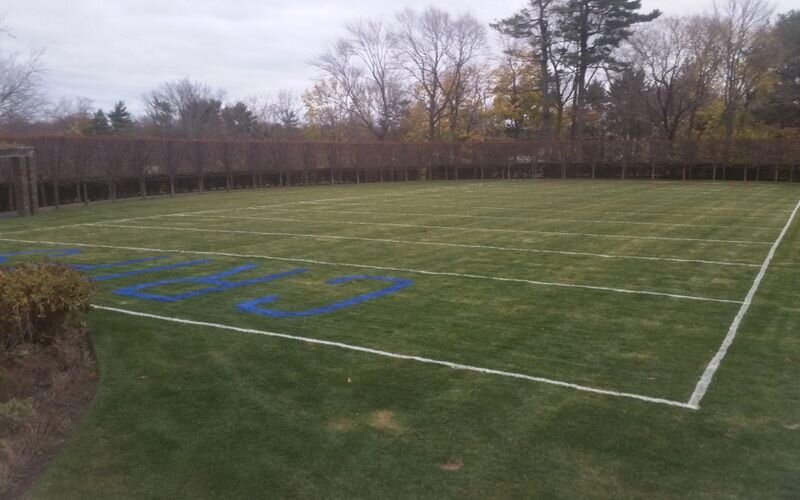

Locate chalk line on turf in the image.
[312,203,781,230]
[104,217,762,268]
[240,207,773,245]
[687,197,800,408]
[0,236,743,304]
[0,183,479,238]
[91,304,698,411]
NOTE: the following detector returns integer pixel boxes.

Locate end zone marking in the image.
[688,197,800,408]
[91,304,697,411]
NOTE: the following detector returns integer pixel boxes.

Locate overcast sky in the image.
[2,0,796,116]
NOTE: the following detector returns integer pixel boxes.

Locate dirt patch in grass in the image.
[369,410,403,432]
[328,417,354,432]
[439,458,464,471]
[0,327,96,499]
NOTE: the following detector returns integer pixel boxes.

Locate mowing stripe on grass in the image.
[91,304,698,411]
[688,197,800,409]
[102,218,761,268]
[0,236,743,304]
[240,208,772,245]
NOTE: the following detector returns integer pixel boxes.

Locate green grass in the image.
[1,180,799,498]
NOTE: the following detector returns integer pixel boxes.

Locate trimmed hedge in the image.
[0,263,94,350]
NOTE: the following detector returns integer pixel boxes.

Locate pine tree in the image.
[108,101,134,134]
[85,109,112,135]
[555,0,660,140]
[755,10,800,129]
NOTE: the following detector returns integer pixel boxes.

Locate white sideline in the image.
[91,304,697,411]
[100,218,761,268]
[687,197,800,408]
[242,207,772,245]
[0,236,742,304]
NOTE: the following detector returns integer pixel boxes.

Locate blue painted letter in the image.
[237,275,412,318]
[114,265,308,303]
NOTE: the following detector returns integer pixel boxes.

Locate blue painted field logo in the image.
[114,265,308,303]
[0,248,412,317]
[238,275,413,318]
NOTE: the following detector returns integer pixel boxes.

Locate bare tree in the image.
[714,0,774,142]
[621,16,723,139]
[142,78,225,138]
[442,15,487,138]
[311,20,407,140]
[395,8,487,141]
[0,18,46,126]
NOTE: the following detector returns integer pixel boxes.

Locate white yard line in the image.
[319,203,781,230]
[0,184,475,238]
[91,304,697,411]
[0,236,742,304]
[687,197,800,409]
[240,208,771,245]
[106,218,760,268]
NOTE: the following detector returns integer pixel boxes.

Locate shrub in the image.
[0,263,94,350]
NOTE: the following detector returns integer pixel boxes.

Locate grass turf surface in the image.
[1,180,799,497]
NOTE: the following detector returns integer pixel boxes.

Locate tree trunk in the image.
[8,183,15,212]
[52,180,60,208]
[39,181,47,208]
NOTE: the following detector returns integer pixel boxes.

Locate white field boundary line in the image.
[0,236,743,305]
[687,197,800,409]
[0,184,480,238]
[320,203,782,230]
[240,208,772,245]
[136,216,761,268]
[91,304,697,411]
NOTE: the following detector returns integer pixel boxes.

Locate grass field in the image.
[1,180,799,498]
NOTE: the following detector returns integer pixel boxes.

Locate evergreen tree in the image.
[108,100,134,133]
[85,109,112,135]
[221,101,257,137]
[555,0,660,140]
[755,10,800,129]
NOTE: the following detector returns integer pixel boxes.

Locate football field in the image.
[2,180,799,497]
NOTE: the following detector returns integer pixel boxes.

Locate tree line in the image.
[1,1,798,143]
